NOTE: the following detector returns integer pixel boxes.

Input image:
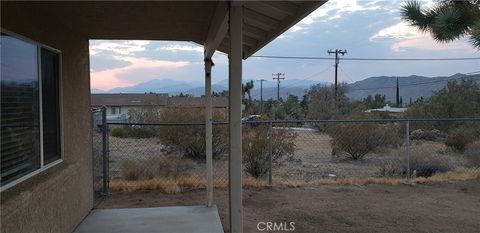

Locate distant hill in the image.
[107,79,202,94]
[91,88,106,93]
[347,73,480,102]
[185,79,328,99]
[92,73,480,101]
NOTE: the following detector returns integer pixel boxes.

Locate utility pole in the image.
[396,77,400,107]
[272,73,285,101]
[327,49,347,107]
[256,79,267,113]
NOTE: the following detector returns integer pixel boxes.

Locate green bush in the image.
[328,123,402,160]
[156,107,228,160]
[121,160,139,180]
[242,124,297,178]
[110,127,125,138]
[445,127,476,152]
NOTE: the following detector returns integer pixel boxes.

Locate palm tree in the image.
[400,0,480,48]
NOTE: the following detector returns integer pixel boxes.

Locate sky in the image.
[90,0,480,92]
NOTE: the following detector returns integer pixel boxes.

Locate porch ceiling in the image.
[2,1,326,58]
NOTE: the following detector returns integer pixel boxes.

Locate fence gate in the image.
[91,107,108,207]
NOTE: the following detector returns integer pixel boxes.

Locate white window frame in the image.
[111,106,121,115]
[0,29,64,192]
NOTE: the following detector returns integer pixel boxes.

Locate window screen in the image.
[1,34,41,186]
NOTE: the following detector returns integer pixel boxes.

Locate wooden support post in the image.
[205,57,214,207]
[229,3,244,233]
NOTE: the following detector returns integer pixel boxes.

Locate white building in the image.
[365,104,408,113]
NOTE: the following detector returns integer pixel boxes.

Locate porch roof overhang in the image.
[4,1,326,59]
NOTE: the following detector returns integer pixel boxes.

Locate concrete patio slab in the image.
[73,205,224,233]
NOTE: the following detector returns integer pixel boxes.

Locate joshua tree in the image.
[242,80,254,108]
[401,0,480,48]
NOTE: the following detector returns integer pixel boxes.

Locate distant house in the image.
[365,104,408,113]
[91,93,228,122]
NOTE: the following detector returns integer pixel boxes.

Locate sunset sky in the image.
[90,0,480,91]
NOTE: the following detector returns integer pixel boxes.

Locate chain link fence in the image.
[104,119,480,193]
[91,107,108,207]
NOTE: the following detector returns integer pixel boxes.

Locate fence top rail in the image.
[266,118,480,124]
[108,122,207,126]
[106,118,480,126]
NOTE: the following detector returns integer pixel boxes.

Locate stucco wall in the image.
[1,3,93,233]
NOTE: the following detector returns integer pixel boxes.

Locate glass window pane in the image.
[41,48,61,164]
[1,33,41,187]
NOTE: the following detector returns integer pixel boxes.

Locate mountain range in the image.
[91,73,480,102]
[347,73,480,102]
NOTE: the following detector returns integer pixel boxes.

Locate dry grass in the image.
[414,168,480,184]
[110,178,182,194]
[309,177,404,186]
[110,176,266,193]
[109,169,480,193]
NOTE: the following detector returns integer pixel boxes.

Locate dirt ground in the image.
[100,179,480,233]
[108,129,471,184]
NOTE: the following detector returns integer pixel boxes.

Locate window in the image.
[1,31,62,190]
[111,106,121,115]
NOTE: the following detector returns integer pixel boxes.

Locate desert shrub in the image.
[110,127,125,138]
[444,127,476,152]
[122,125,157,138]
[377,158,404,177]
[410,129,442,141]
[121,106,162,138]
[328,123,402,160]
[242,124,297,178]
[142,155,193,179]
[121,160,139,180]
[409,147,451,178]
[465,140,480,167]
[156,107,228,160]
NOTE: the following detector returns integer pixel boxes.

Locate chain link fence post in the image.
[405,120,412,184]
[268,120,273,187]
[91,108,96,206]
[101,106,109,196]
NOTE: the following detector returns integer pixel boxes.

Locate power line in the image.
[251,55,480,61]
[280,66,333,89]
[260,66,333,99]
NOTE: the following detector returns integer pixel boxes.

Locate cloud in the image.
[370,22,419,41]
[90,40,150,56]
[282,0,384,36]
[90,56,190,91]
[391,37,472,52]
[370,22,472,51]
[156,44,203,53]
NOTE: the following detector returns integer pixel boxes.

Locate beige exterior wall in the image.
[1,4,93,233]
